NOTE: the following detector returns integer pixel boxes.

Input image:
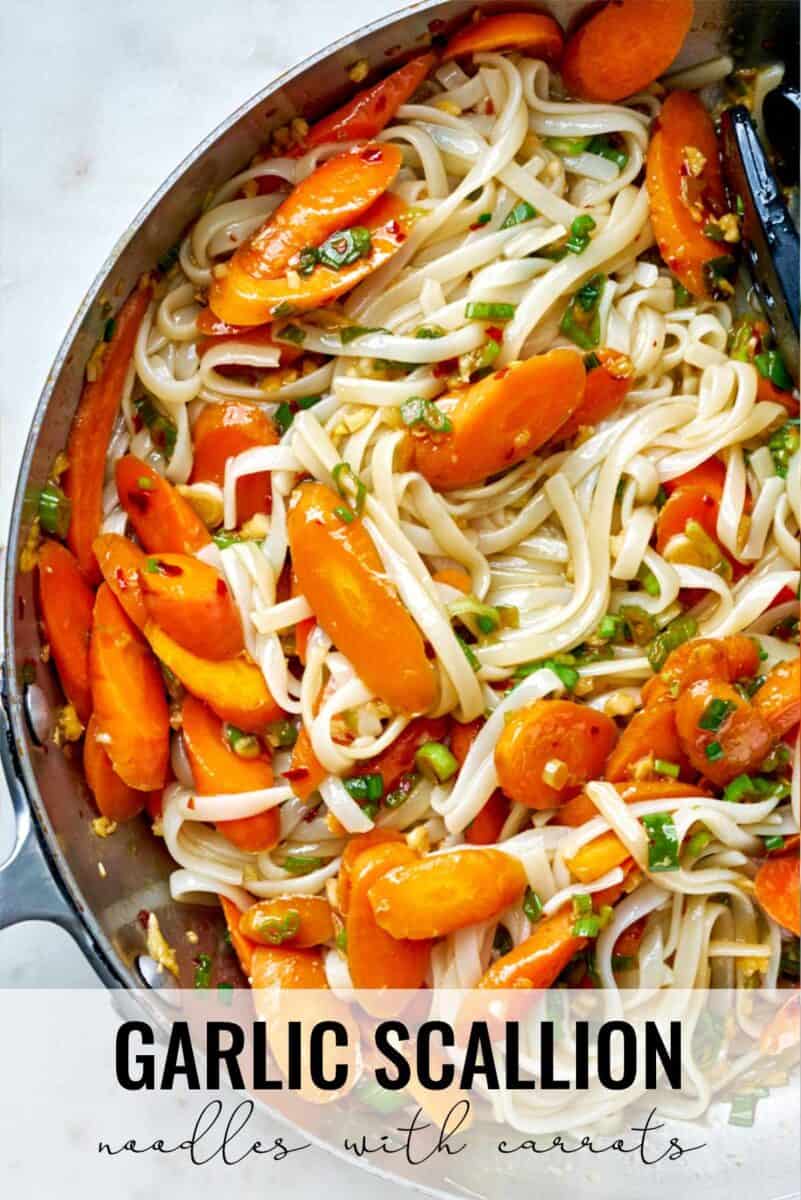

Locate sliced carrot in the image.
[605,697,691,781]
[444,12,563,61]
[752,657,800,737]
[38,540,95,724]
[83,715,145,821]
[116,455,211,555]
[89,584,169,790]
[561,0,694,102]
[646,89,730,298]
[145,622,283,732]
[287,482,436,715]
[614,916,647,960]
[368,848,527,940]
[191,400,278,525]
[754,852,800,936]
[675,679,774,786]
[558,779,708,828]
[757,371,799,414]
[219,894,257,978]
[336,828,405,914]
[494,699,618,809]
[139,553,244,661]
[347,842,430,994]
[294,53,436,151]
[285,724,326,801]
[209,190,410,327]
[352,716,448,791]
[240,896,334,948]
[555,349,634,442]
[409,350,585,490]
[432,567,472,594]
[566,831,632,884]
[466,790,510,845]
[92,533,149,628]
[195,319,302,362]
[251,942,327,989]
[655,486,720,554]
[663,456,726,499]
[641,634,761,705]
[450,717,484,766]
[181,693,279,852]
[64,283,152,582]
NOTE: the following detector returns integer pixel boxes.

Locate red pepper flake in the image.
[17,594,24,620]
[137,909,151,930]
[283,766,310,782]
[486,326,504,342]
[216,579,228,597]
[114,567,128,591]
[361,146,384,163]
[485,99,495,115]
[128,490,150,514]
[433,357,458,378]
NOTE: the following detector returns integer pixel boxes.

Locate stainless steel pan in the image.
[1,0,796,990]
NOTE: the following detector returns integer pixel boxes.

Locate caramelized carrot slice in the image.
[675,680,774,786]
[209,190,411,327]
[495,699,618,809]
[444,12,563,60]
[558,779,708,828]
[409,350,586,490]
[182,693,279,852]
[566,831,632,884]
[89,584,169,790]
[64,283,152,582]
[294,53,436,151]
[286,724,327,801]
[605,697,691,781]
[655,486,721,554]
[451,716,484,766]
[752,658,801,737]
[646,89,730,298]
[240,896,334,948]
[561,0,694,102]
[116,455,211,555]
[466,790,511,845]
[641,634,761,705]
[368,848,527,940]
[251,942,328,988]
[613,915,647,960]
[83,715,145,821]
[146,622,282,732]
[287,482,436,714]
[347,842,431,994]
[757,371,799,414]
[555,349,634,441]
[337,828,405,914]
[663,456,726,499]
[754,852,800,936]
[191,400,278,525]
[93,533,149,628]
[219,894,257,978]
[351,716,449,790]
[432,567,473,594]
[139,553,244,661]
[38,540,95,724]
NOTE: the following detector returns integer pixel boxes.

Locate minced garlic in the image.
[682,145,707,177]
[406,825,431,855]
[326,811,347,837]
[85,340,108,383]
[97,862,107,879]
[91,816,118,839]
[19,518,41,573]
[53,703,84,746]
[436,99,462,116]
[176,482,224,529]
[146,912,179,978]
[604,691,638,718]
[239,512,270,540]
[717,212,741,243]
[542,758,569,789]
[348,59,369,83]
[186,930,199,945]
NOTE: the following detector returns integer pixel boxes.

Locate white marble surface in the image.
[0,2,422,1194]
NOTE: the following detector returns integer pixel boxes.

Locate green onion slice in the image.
[642,812,680,872]
[332,461,367,514]
[400,396,453,433]
[37,483,72,539]
[415,741,459,783]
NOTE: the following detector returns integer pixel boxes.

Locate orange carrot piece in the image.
[432,567,473,594]
[558,780,708,828]
[466,790,510,846]
[605,697,691,782]
[754,851,800,936]
[240,896,335,948]
[555,349,634,441]
[566,831,632,884]
[83,715,145,821]
[646,89,729,298]
[450,717,484,766]
[37,540,95,723]
[663,456,726,499]
[92,533,149,629]
[191,399,278,525]
[752,658,801,737]
[116,455,211,555]
[347,843,430,992]
[64,284,152,582]
[495,699,618,809]
[287,482,437,715]
[655,486,721,555]
[182,693,279,852]
[561,0,694,102]
[337,828,405,914]
[613,916,647,960]
[219,895,257,978]
[757,371,799,414]
[145,622,283,732]
[368,848,528,940]
[409,350,586,490]
[251,943,328,989]
[295,54,436,151]
[444,12,563,61]
[209,189,410,327]
[89,584,169,790]
[139,552,244,661]
[641,634,761,705]
[675,679,774,786]
[352,716,449,791]
[286,725,327,802]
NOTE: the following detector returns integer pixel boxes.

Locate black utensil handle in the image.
[720,105,800,385]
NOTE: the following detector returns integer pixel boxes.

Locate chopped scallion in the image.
[698,698,736,732]
[37,483,72,539]
[501,200,537,229]
[642,812,680,872]
[523,888,543,921]
[560,273,606,350]
[465,301,517,321]
[400,395,453,433]
[332,461,367,514]
[344,773,384,803]
[415,741,459,783]
[653,758,680,779]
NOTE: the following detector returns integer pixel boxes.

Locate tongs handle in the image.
[720,105,799,385]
